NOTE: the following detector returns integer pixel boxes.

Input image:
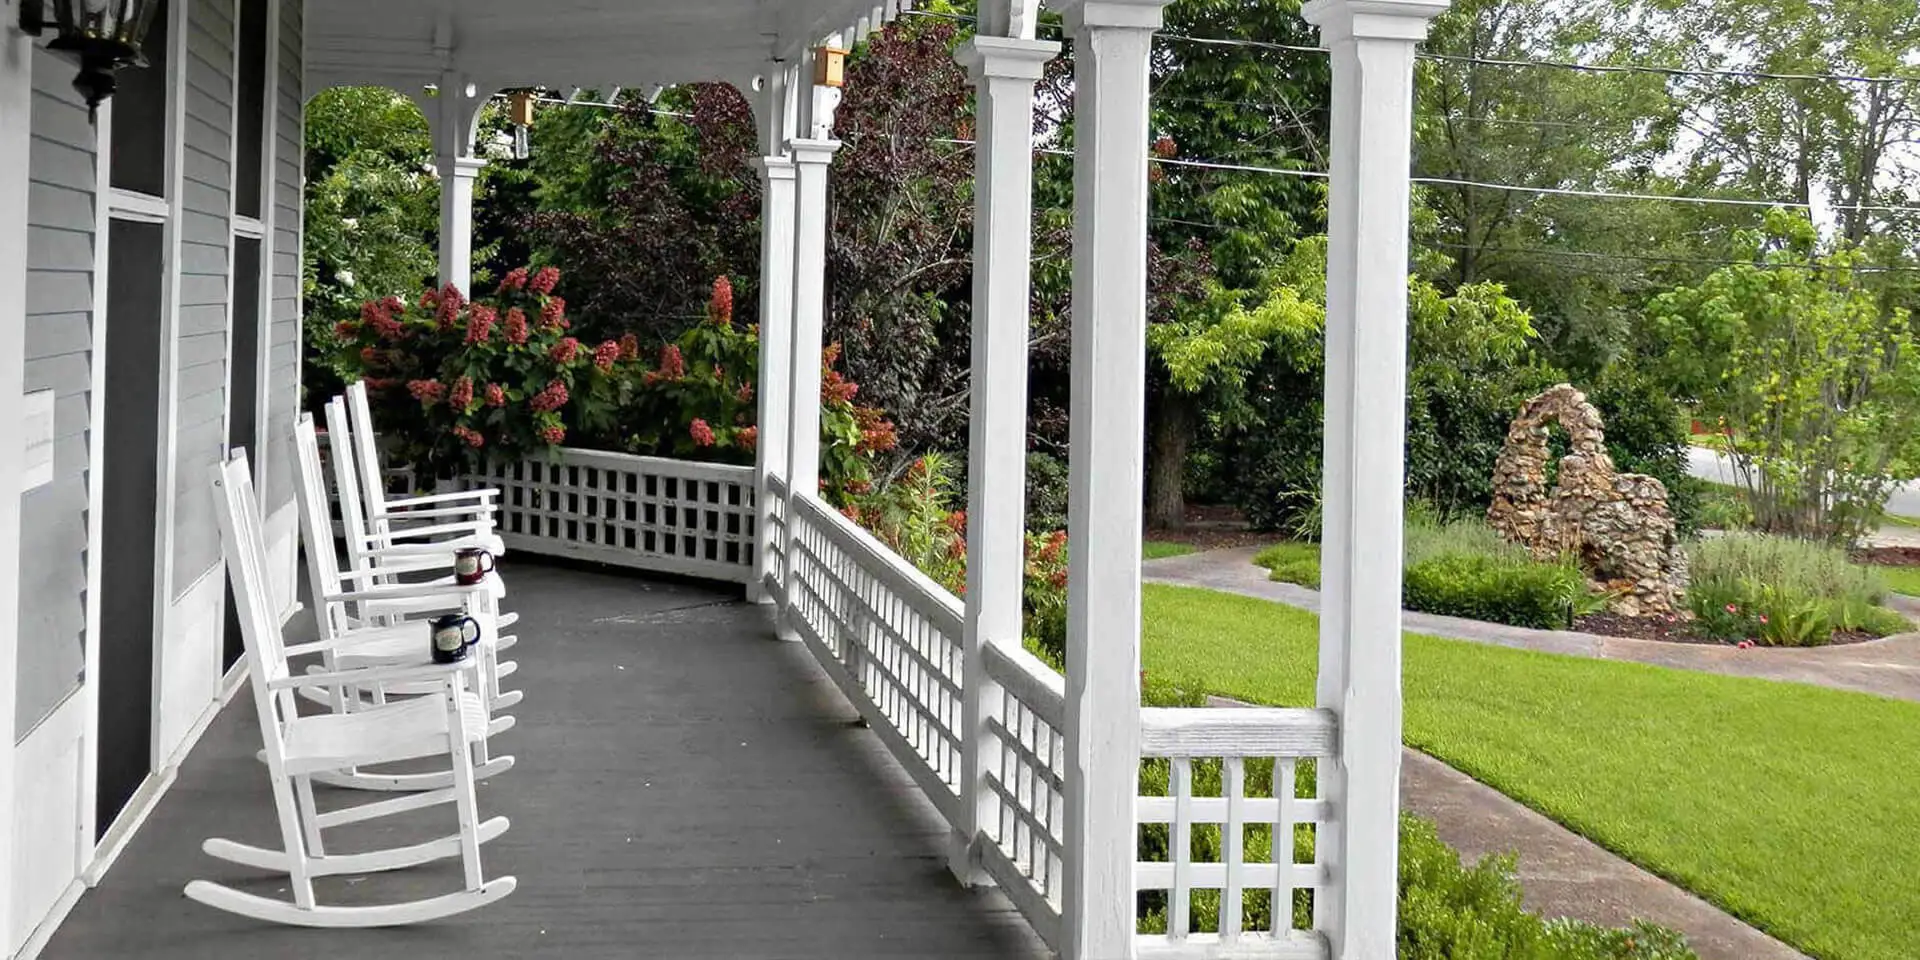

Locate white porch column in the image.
[951,33,1058,886]
[752,154,797,602]
[780,138,839,511]
[1055,0,1168,956]
[1301,1,1446,957]
[430,72,487,294]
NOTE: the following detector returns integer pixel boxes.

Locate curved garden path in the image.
[1145,546,1920,703]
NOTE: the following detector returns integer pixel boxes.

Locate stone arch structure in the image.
[1486,384,1688,615]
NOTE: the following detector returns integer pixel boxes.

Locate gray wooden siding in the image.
[171,0,236,592]
[17,49,97,737]
[260,0,301,517]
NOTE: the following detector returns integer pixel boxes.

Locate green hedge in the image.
[1404,553,1594,630]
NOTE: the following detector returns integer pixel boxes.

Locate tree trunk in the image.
[1147,393,1196,531]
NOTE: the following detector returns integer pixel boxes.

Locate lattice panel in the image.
[786,495,965,826]
[763,473,789,598]
[453,450,757,584]
[986,687,1066,933]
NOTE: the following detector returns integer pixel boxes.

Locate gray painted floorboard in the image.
[42,562,1051,959]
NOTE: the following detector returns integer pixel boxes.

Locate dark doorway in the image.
[221,238,263,667]
[96,218,166,837]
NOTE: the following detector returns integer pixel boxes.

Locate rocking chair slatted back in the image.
[210,450,297,731]
[346,380,399,523]
[323,397,379,568]
[294,413,358,638]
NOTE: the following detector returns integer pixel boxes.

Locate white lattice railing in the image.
[451,448,757,584]
[782,492,966,826]
[978,637,1067,949]
[762,472,789,593]
[1136,707,1338,959]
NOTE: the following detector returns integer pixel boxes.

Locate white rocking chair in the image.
[187,451,515,927]
[343,379,504,549]
[291,413,519,791]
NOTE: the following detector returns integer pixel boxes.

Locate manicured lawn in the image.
[1142,583,1920,960]
[1876,564,1920,597]
[1143,540,1197,560]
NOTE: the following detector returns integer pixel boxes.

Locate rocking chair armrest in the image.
[381,504,498,521]
[356,520,495,544]
[331,557,455,584]
[267,659,474,691]
[322,579,493,604]
[385,489,499,508]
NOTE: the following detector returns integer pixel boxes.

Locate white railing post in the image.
[1301,1,1446,957]
[779,136,840,615]
[431,71,487,294]
[1053,0,1169,956]
[751,65,799,606]
[952,33,1059,887]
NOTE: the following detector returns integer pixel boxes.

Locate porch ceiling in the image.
[306,0,897,94]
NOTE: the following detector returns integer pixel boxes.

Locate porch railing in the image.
[451,447,757,584]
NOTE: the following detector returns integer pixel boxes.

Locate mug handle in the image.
[476,551,496,576]
[458,615,482,648]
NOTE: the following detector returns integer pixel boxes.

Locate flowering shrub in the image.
[324,265,644,477]
[845,453,1070,661]
[622,276,897,501]
[328,269,900,500]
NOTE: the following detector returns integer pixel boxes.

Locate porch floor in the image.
[40,561,1049,959]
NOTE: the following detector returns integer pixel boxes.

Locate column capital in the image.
[955,35,1061,83]
[786,138,842,164]
[754,155,797,179]
[1053,0,1171,34]
[1302,0,1449,43]
[437,155,487,177]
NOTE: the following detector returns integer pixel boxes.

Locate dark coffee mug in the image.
[430,614,482,663]
[454,547,496,586]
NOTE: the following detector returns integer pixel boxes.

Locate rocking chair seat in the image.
[281,692,489,777]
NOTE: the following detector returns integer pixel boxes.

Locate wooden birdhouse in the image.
[813,46,849,88]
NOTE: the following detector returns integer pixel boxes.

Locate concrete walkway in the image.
[1147,546,1920,702]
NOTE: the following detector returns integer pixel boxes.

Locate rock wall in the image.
[1486,384,1688,616]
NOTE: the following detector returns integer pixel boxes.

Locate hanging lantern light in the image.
[18,0,164,120]
[507,90,535,160]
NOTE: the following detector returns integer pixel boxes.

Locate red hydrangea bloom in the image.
[359,346,379,365]
[334,320,358,339]
[593,340,620,373]
[407,379,446,406]
[738,425,757,450]
[853,407,896,453]
[709,276,734,327]
[504,308,530,345]
[498,267,528,293]
[736,381,754,403]
[381,295,405,314]
[465,304,496,344]
[484,382,506,407]
[844,477,872,495]
[1048,569,1069,589]
[822,370,858,404]
[944,511,967,535]
[449,375,475,410]
[645,344,686,384]
[689,418,716,447]
[435,284,464,330]
[419,289,440,310]
[947,537,968,560]
[528,380,569,413]
[539,423,566,445]
[1037,530,1068,562]
[529,266,561,295]
[1152,134,1178,158]
[453,424,485,448]
[619,333,640,361]
[539,296,568,331]
[549,336,581,364]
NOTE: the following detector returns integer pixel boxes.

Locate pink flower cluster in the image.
[645,344,686,385]
[593,340,620,373]
[737,425,757,450]
[453,424,485,448]
[539,423,566,444]
[504,308,530,345]
[498,267,528,293]
[528,380,569,413]
[549,337,581,364]
[619,333,640,361]
[529,266,560,296]
[539,297,568,331]
[709,276,734,327]
[449,375,475,411]
[465,304,496,344]
[407,379,446,407]
[434,284,465,330]
[360,299,404,339]
[689,418,716,447]
[485,382,506,407]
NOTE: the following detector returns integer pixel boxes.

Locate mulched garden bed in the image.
[1146,505,1284,551]
[1853,546,1920,567]
[1573,613,1879,647]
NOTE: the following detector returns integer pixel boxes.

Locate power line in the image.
[900,8,1920,87]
